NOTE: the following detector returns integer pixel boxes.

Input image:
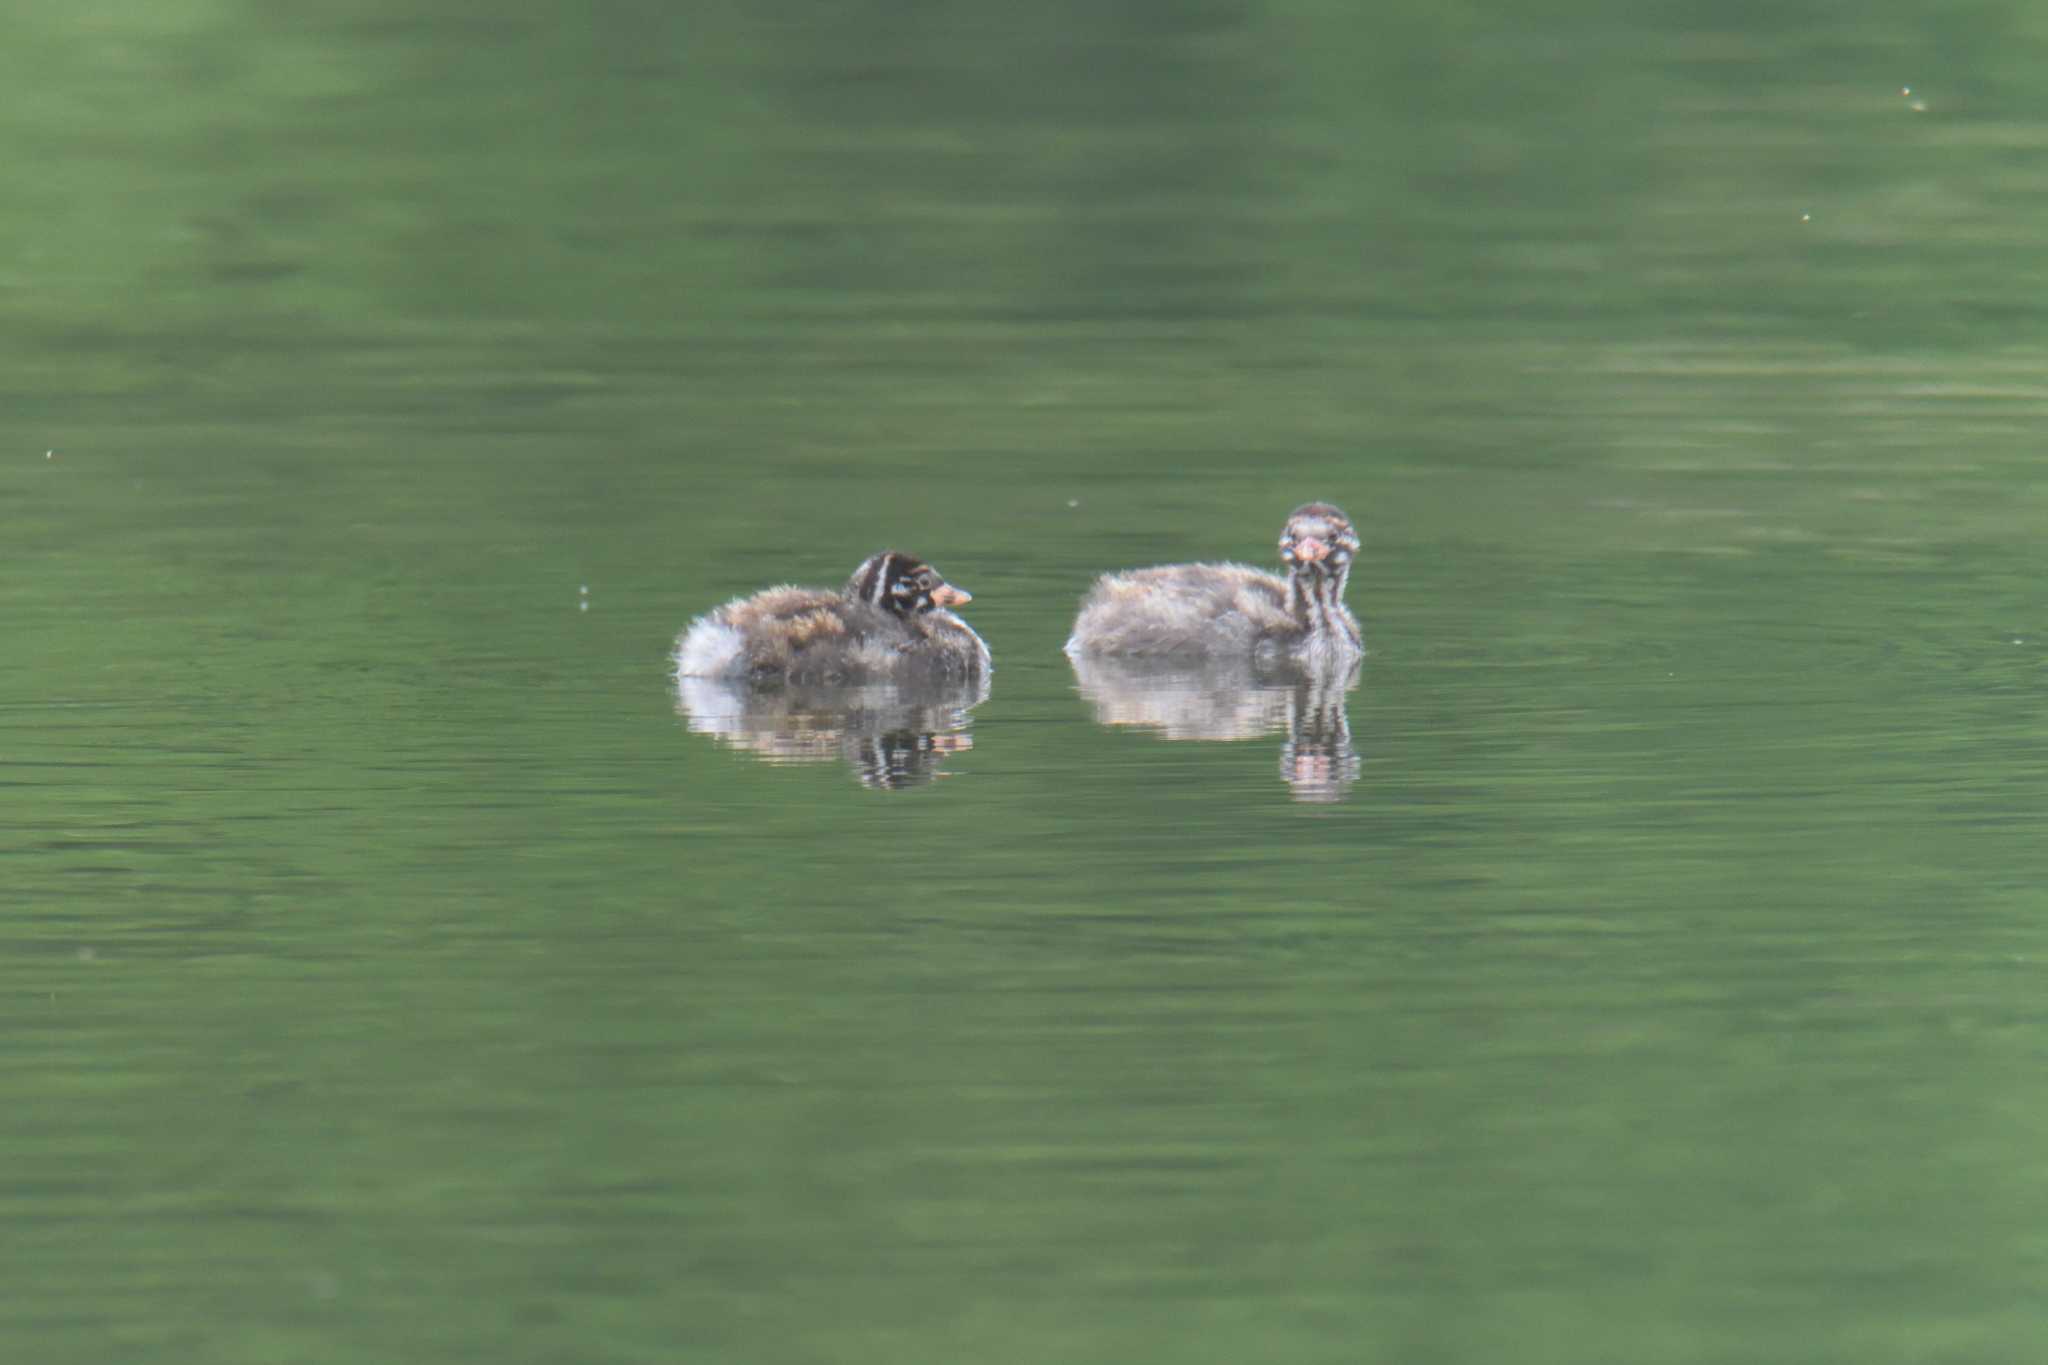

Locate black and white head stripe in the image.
[846,551,940,614]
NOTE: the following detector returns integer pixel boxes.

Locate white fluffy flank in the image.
[674,614,746,678]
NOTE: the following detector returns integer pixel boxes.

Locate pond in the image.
[7,3,2048,1361]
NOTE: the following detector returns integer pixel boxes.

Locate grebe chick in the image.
[677,550,990,684]
[1064,502,1362,669]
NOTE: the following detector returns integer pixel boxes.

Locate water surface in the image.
[7,3,2048,1362]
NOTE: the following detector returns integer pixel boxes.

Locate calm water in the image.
[8,3,2048,1361]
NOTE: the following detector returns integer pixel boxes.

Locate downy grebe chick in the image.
[1063,502,1362,668]
[677,550,991,684]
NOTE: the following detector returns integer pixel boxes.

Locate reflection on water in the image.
[1068,655,1362,803]
[676,674,989,789]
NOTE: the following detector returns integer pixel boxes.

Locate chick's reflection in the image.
[676,675,987,789]
[1069,655,1360,803]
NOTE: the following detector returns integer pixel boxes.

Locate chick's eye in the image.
[918,573,937,590]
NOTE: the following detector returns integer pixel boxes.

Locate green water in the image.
[8,3,2048,1361]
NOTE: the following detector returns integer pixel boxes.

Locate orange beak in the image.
[931,583,972,607]
[1291,537,1329,563]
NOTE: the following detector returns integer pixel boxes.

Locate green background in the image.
[7,3,2048,1361]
